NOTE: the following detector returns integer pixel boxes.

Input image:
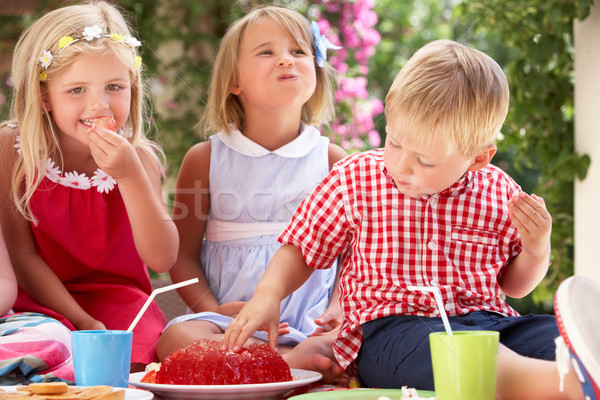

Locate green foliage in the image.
[457,0,593,311]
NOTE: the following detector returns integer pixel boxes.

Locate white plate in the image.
[129,369,322,400]
[0,386,153,400]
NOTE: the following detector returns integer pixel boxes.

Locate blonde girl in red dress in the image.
[0,1,178,370]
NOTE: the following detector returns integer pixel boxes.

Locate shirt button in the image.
[445,303,453,311]
[428,241,437,250]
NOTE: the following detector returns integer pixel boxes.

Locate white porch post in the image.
[574,2,600,284]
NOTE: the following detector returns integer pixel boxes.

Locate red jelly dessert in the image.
[140,369,157,383]
[94,116,116,132]
[150,340,292,385]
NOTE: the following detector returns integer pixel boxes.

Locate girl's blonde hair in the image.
[385,39,510,158]
[201,5,337,135]
[5,0,162,221]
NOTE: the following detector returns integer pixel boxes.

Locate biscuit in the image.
[28,383,69,395]
[0,396,33,400]
[79,386,112,400]
[0,393,35,400]
[0,384,125,400]
[95,390,125,400]
[34,394,82,400]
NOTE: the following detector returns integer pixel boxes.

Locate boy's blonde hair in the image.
[5,1,161,221]
[385,39,509,158]
[201,5,337,135]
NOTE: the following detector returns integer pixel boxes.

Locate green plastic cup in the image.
[429,331,499,400]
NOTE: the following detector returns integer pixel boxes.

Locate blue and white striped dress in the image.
[166,125,337,345]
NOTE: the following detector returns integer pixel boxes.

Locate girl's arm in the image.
[0,128,104,329]
[499,192,552,298]
[0,224,17,316]
[168,142,223,314]
[224,244,314,352]
[89,127,178,273]
[328,143,347,170]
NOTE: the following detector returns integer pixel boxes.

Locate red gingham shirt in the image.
[279,149,522,371]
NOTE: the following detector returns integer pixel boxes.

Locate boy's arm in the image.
[499,192,552,298]
[224,244,315,352]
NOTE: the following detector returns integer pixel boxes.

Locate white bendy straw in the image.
[127,278,199,333]
[408,285,453,336]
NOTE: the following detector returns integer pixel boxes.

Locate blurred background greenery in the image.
[0,0,593,314]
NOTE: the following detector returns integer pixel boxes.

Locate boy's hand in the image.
[223,294,281,353]
[508,192,552,259]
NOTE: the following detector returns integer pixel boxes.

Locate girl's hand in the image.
[311,305,342,336]
[508,192,552,258]
[214,301,247,318]
[88,125,141,181]
[278,322,290,337]
[75,317,106,331]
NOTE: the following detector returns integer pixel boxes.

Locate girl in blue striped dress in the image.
[157,5,347,384]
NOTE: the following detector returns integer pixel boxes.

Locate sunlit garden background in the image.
[0,0,594,314]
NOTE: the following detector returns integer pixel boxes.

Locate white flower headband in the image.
[38,25,142,81]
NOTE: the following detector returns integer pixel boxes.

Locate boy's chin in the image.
[399,186,438,198]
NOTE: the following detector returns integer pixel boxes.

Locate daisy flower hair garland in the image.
[39,25,142,81]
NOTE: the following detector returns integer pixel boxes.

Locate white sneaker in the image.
[555,276,600,400]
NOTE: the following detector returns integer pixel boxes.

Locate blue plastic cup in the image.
[72,330,133,387]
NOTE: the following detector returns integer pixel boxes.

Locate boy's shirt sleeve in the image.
[279,167,349,270]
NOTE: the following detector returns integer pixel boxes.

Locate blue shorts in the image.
[355,311,558,390]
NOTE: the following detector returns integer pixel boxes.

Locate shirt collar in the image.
[436,171,473,198]
[216,124,321,158]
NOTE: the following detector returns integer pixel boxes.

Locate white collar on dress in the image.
[216,124,322,158]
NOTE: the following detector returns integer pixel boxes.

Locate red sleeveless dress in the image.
[13,159,166,364]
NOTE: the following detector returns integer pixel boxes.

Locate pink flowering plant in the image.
[311,0,383,152]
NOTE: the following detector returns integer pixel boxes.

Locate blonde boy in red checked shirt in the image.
[224,39,599,400]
